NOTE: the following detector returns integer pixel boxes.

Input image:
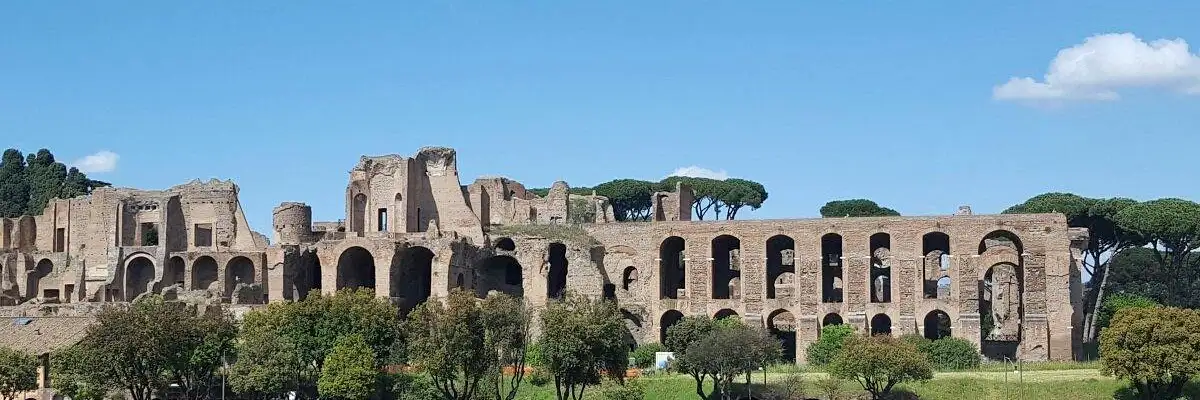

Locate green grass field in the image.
[507,365,1196,399]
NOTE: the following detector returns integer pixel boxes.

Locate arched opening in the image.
[924,310,952,340]
[225,256,255,300]
[660,310,685,344]
[621,309,644,351]
[936,276,951,298]
[821,234,843,303]
[192,256,219,291]
[392,246,434,311]
[981,262,1023,359]
[496,237,516,252]
[351,193,367,236]
[766,235,795,299]
[125,257,155,301]
[28,259,53,300]
[768,309,797,363]
[714,308,739,321]
[711,235,741,299]
[336,246,376,290]
[870,233,892,303]
[870,313,892,336]
[922,232,951,299]
[622,266,638,291]
[165,257,185,288]
[477,254,522,297]
[289,249,322,301]
[393,193,404,232]
[822,313,843,327]
[978,230,1023,255]
[547,243,568,299]
[659,236,685,299]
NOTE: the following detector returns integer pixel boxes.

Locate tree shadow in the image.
[1112,381,1200,400]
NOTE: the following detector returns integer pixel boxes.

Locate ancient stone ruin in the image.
[0,146,1087,363]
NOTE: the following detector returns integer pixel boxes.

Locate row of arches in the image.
[658,230,1025,303]
[119,255,257,302]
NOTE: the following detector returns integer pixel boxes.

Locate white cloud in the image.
[668,166,729,180]
[72,150,119,173]
[993,33,1200,102]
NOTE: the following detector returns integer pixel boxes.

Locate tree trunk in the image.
[1084,260,1113,343]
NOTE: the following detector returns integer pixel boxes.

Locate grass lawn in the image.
[510,367,1141,399]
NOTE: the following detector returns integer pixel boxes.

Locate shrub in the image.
[1100,307,1200,400]
[630,343,665,369]
[763,374,806,400]
[814,377,844,400]
[1097,293,1159,335]
[829,335,933,400]
[527,368,551,387]
[806,324,856,366]
[389,373,439,400]
[317,335,378,400]
[525,342,542,367]
[922,337,980,370]
[899,334,929,349]
[597,379,646,400]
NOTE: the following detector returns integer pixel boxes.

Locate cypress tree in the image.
[0,149,29,217]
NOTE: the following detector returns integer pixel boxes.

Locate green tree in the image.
[405,288,489,400]
[1100,307,1200,400]
[318,335,377,400]
[0,347,37,400]
[819,199,900,218]
[673,323,780,400]
[480,292,532,400]
[51,344,110,400]
[806,324,856,366]
[593,179,654,221]
[538,292,628,400]
[663,316,717,400]
[1114,198,1200,308]
[719,178,767,220]
[0,149,29,218]
[659,177,726,220]
[1004,193,1143,342]
[1096,293,1159,336]
[829,335,933,400]
[229,288,400,399]
[629,343,665,369]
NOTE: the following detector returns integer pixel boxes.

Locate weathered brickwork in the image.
[0,146,1085,365]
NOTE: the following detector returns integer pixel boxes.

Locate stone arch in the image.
[225,256,255,300]
[495,237,516,252]
[710,235,741,299]
[924,310,952,340]
[767,309,797,363]
[477,254,522,298]
[822,313,843,327]
[622,266,638,291]
[766,235,795,299]
[192,256,219,291]
[28,259,53,300]
[547,243,568,299]
[714,308,739,321]
[660,310,685,344]
[922,232,951,299]
[870,313,892,336]
[821,233,843,303]
[870,233,892,303]
[621,308,644,351]
[659,236,685,299]
[125,256,155,301]
[336,246,376,290]
[164,256,185,288]
[978,230,1023,255]
[350,193,367,235]
[288,249,322,301]
[980,262,1023,347]
[392,246,434,311]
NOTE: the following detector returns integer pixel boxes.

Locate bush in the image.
[596,379,646,400]
[630,343,665,369]
[922,337,980,370]
[806,324,856,366]
[525,342,542,367]
[829,335,933,400]
[1097,293,1159,334]
[527,368,551,387]
[814,377,844,400]
[389,373,439,400]
[763,374,806,400]
[1100,307,1200,400]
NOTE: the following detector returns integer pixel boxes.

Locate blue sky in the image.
[3,1,1199,234]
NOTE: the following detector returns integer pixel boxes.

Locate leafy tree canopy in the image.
[0,347,37,400]
[404,288,490,400]
[0,148,111,218]
[819,199,900,218]
[532,176,769,221]
[318,335,378,400]
[538,292,628,400]
[829,335,933,400]
[1100,307,1200,400]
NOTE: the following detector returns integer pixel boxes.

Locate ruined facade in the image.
[0,146,1086,367]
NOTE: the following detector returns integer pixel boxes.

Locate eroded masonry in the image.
[0,147,1086,363]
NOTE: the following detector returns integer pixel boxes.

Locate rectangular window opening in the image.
[140,223,159,246]
[194,224,213,247]
[377,209,388,232]
[53,228,65,252]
